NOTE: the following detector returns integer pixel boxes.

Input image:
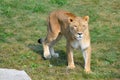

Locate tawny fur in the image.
[38,10,91,73]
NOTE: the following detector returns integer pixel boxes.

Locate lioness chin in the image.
[38,10,92,73]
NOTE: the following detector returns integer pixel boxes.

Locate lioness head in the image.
[68,16,89,40]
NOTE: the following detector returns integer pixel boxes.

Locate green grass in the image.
[0,0,120,80]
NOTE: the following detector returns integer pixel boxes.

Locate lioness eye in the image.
[74,26,77,27]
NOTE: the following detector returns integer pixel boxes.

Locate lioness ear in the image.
[68,17,73,23]
[83,16,89,22]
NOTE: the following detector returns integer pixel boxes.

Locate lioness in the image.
[38,10,91,73]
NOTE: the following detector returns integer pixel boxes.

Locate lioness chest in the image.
[71,40,80,49]
[71,40,90,50]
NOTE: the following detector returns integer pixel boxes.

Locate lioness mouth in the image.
[75,34,83,40]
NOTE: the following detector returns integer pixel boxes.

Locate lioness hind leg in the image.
[42,40,51,59]
[42,33,61,59]
[49,34,62,58]
[38,38,51,59]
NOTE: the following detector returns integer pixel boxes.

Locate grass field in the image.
[0,0,120,80]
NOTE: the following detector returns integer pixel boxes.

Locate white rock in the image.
[0,68,32,80]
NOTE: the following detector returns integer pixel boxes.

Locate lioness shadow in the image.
[28,44,67,67]
[49,50,67,67]
[28,44,43,58]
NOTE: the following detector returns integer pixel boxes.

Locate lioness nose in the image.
[78,33,82,35]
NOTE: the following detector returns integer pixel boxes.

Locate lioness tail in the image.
[38,38,43,44]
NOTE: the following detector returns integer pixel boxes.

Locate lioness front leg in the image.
[67,42,75,69]
[82,46,91,73]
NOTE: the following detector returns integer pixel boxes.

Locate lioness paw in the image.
[44,54,51,59]
[52,53,59,58]
[67,65,75,69]
[84,69,92,74]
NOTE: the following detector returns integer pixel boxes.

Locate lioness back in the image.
[48,10,77,36]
